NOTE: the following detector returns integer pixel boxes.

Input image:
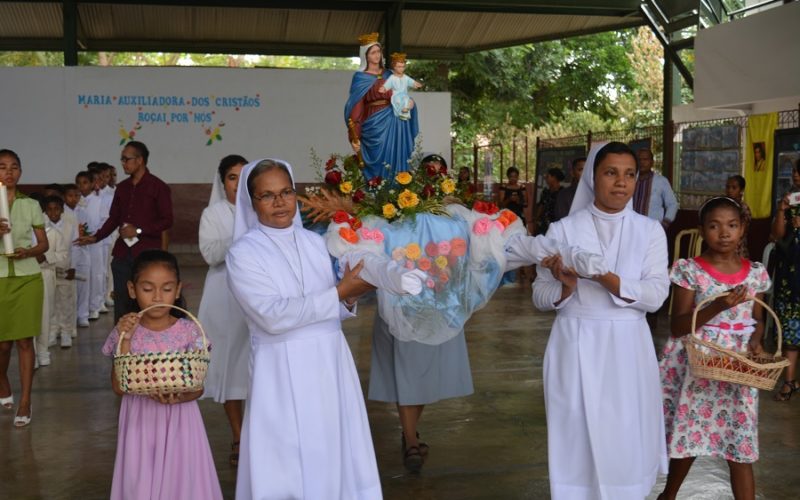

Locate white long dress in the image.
[227,222,381,500]
[533,205,669,500]
[198,199,249,402]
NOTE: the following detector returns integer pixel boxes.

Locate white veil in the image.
[233,158,303,241]
[208,169,226,206]
[358,41,384,72]
[568,141,636,216]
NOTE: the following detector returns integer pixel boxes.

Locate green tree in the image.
[411,29,642,153]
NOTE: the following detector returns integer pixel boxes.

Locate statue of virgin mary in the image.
[344,32,419,180]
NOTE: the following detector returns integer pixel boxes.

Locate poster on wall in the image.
[678,124,742,210]
[772,127,800,213]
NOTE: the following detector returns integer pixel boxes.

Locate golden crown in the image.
[390,52,407,64]
[358,32,380,46]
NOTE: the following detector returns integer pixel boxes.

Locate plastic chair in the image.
[668,229,701,315]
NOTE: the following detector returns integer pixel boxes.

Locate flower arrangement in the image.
[78,222,92,237]
[308,142,461,222]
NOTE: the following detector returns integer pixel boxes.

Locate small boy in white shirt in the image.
[73,172,94,326]
[37,196,69,365]
[45,192,79,347]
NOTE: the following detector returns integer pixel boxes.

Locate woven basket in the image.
[685,293,789,391]
[113,304,210,396]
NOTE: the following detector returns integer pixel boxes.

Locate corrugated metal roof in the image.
[0,2,63,38]
[0,1,642,57]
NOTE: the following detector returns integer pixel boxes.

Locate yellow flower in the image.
[396,172,413,185]
[406,243,422,260]
[435,255,448,269]
[382,203,398,219]
[441,178,456,195]
[397,189,420,209]
[339,181,353,194]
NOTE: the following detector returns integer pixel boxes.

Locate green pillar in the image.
[384,2,403,57]
[63,0,78,66]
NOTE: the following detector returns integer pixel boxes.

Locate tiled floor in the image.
[1,265,798,499]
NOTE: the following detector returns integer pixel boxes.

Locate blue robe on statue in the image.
[344,70,419,181]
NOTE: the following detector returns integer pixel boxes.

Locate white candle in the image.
[0,182,14,255]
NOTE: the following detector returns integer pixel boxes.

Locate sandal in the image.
[403,446,423,473]
[401,432,429,457]
[774,380,798,402]
[0,394,13,410]
[229,441,240,467]
[14,405,32,427]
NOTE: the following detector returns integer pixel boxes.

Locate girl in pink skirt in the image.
[102,250,222,500]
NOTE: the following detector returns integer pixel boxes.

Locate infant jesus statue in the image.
[379,52,423,121]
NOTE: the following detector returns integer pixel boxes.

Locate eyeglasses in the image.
[253,188,296,204]
[120,155,140,164]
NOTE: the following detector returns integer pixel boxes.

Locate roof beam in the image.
[15,0,641,17]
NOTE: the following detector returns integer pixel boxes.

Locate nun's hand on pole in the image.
[0,217,9,235]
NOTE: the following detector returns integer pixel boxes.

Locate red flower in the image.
[332,211,350,224]
[421,184,436,198]
[425,241,439,257]
[473,200,499,215]
[325,157,337,171]
[367,176,383,188]
[324,171,342,185]
[352,190,366,203]
[350,217,363,230]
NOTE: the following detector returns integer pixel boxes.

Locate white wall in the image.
[673,96,799,123]
[694,1,800,110]
[0,67,451,184]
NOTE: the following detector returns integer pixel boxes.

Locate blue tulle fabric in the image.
[367,213,505,345]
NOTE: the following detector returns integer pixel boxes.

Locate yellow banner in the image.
[744,112,778,218]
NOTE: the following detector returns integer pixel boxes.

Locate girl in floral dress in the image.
[102,250,222,500]
[657,197,770,500]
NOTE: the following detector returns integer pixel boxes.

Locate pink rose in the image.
[437,241,451,256]
[473,217,492,235]
[426,278,435,289]
[677,404,689,419]
[405,261,415,270]
[709,432,722,448]
[698,402,713,419]
[690,431,702,444]
[493,220,505,232]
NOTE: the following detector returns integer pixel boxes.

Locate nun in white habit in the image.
[198,154,250,466]
[533,141,669,500]
[227,159,382,500]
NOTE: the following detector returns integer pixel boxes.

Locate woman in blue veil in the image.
[344,33,419,181]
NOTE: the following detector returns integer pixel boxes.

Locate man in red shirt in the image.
[76,141,173,320]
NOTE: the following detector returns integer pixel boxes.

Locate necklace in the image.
[261,230,305,296]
